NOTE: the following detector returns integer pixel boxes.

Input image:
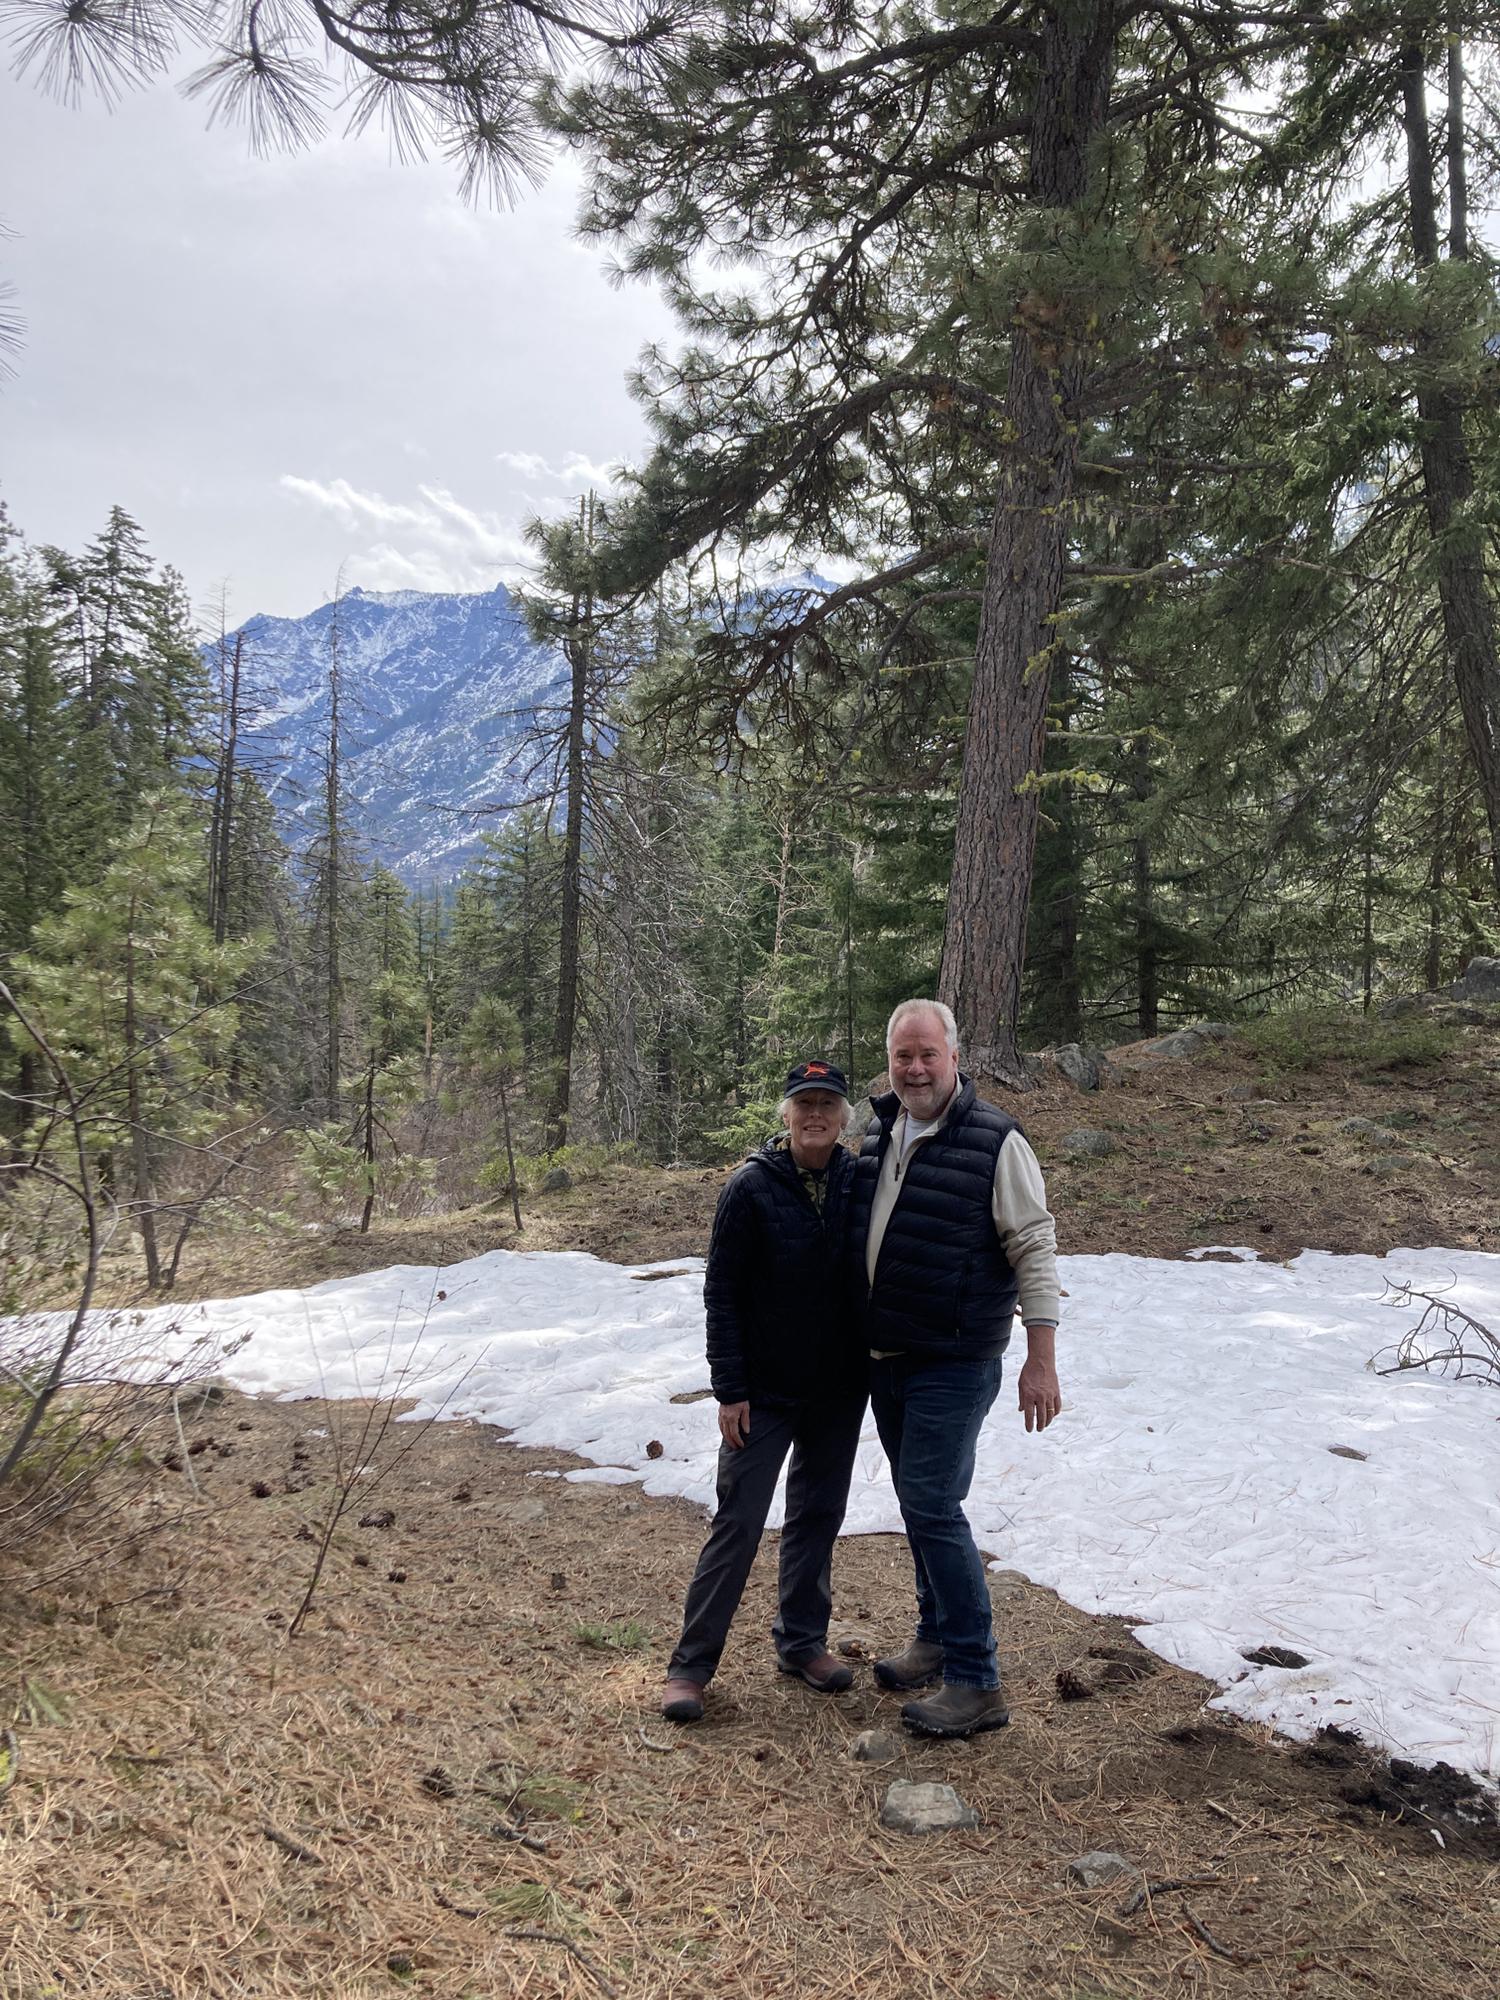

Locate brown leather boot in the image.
[900,1683,1010,1738]
[874,1638,944,1691]
[661,1678,705,1723]
[777,1648,854,1692]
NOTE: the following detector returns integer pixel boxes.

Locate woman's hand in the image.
[718,1401,751,1450]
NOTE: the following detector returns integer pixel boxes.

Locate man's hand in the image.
[718,1401,751,1450]
[1017,1323,1062,1433]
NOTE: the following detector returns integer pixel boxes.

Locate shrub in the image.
[1239,1008,1456,1078]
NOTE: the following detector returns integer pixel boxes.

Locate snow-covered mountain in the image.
[218,581,564,884]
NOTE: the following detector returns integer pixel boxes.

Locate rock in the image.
[1048,1043,1110,1091]
[1063,1128,1119,1160]
[1430,1001,1497,1026]
[496,1499,548,1526]
[1366,1153,1417,1178]
[1377,993,1436,1019]
[1066,1850,1139,1888]
[1129,1022,1232,1062]
[878,1780,979,1835]
[851,1730,900,1763]
[1450,956,1500,1004]
[358,1508,397,1529]
[541,1166,573,1192]
[1341,1118,1399,1144]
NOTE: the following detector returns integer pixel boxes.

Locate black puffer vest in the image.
[850,1077,1020,1359]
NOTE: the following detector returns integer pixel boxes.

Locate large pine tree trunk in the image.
[1401,46,1500,905]
[939,1,1117,1079]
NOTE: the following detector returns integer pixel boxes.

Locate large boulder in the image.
[1451,957,1500,1005]
[1111,1021,1232,1064]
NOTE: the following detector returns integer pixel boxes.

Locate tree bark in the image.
[547,496,593,1150]
[939,0,1117,1078]
[1400,45,1500,904]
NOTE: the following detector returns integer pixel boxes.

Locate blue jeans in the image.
[870,1353,1002,1689]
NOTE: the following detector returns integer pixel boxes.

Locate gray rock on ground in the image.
[879,1780,979,1834]
[850,1730,901,1764]
[1131,1022,1232,1060]
[541,1166,573,1192]
[1451,956,1500,1004]
[1063,1128,1120,1160]
[1047,1042,1111,1092]
[1341,1118,1400,1144]
[1066,1850,1140,1888]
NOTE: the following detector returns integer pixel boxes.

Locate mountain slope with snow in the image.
[218,581,564,883]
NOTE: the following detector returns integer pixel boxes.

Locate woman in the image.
[660,1060,868,1722]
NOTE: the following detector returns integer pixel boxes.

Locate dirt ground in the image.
[3,1391,1497,2000]
[4,1018,1499,1998]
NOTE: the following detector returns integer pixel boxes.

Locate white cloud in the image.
[496,450,552,479]
[493,448,622,490]
[280,475,535,595]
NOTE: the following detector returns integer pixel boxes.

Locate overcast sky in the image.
[1,65,677,620]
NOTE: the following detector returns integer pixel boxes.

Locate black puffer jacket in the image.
[703,1138,861,1406]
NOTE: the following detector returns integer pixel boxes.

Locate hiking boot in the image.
[777,1648,854,1693]
[661,1678,705,1723]
[874,1638,945,1691]
[900,1684,1010,1739]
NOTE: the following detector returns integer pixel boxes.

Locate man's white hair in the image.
[885,998,960,1054]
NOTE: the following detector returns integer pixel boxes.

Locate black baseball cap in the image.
[784,1060,850,1099]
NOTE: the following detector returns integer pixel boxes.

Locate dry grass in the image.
[7,1024,1499,1996]
[3,1390,1496,2000]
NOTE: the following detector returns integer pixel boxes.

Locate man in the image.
[851,999,1062,1739]
[660,1060,868,1723]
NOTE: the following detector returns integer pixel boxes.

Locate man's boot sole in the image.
[901,1704,1010,1740]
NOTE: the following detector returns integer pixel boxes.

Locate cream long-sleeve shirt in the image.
[864,1095,1062,1329]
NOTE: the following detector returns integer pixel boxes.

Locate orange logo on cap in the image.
[804,1062,830,1075]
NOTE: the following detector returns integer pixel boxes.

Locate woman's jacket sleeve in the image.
[702,1171,753,1404]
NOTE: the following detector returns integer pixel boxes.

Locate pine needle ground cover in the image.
[3,1398,1498,2000]
[5,1019,1499,1999]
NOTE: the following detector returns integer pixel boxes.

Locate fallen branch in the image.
[1119,1872,1223,1918]
[261,1824,324,1864]
[433,1887,483,1918]
[637,1727,679,1753]
[490,1818,552,1854]
[504,1928,619,1998]
[1374,1281,1499,1387]
[1185,1908,1257,1962]
[0,1725,17,1801]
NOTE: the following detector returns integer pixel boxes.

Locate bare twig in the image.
[637,1726,679,1753]
[260,1824,324,1864]
[1374,1281,1499,1387]
[169,1390,201,1496]
[490,1819,553,1854]
[1119,1872,1224,1918]
[1185,1908,1257,1961]
[433,1887,484,1918]
[504,1928,620,1998]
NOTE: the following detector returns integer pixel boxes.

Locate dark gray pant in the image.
[667,1393,867,1685]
